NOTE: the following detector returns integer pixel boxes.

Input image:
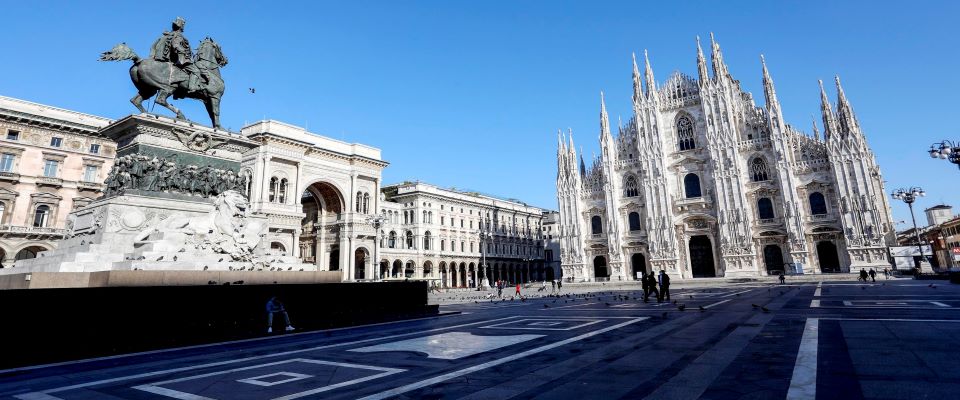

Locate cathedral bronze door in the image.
[593,256,609,279]
[763,244,784,275]
[689,235,716,277]
[631,253,646,280]
[816,241,841,273]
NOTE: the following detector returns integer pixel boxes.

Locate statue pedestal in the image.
[3,115,314,275]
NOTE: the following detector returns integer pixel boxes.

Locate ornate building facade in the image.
[0,96,114,268]
[378,182,548,287]
[556,36,895,281]
[239,120,388,281]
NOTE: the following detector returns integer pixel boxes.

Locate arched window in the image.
[33,205,50,228]
[677,116,696,151]
[388,231,397,248]
[684,173,702,198]
[628,212,641,231]
[441,240,445,251]
[0,201,5,224]
[363,193,370,214]
[356,191,363,212]
[406,231,414,249]
[751,158,769,182]
[423,210,427,224]
[423,231,432,250]
[757,198,775,219]
[624,176,639,197]
[278,179,288,204]
[809,192,828,215]
[591,215,603,234]
[268,177,278,202]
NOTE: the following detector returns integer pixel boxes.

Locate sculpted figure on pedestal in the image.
[99,17,229,129]
[133,190,266,261]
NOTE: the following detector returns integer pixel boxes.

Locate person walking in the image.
[557,279,563,292]
[497,280,503,298]
[640,271,650,300]
[265,296,295,334]
[658,270,671,302]
[779,271,786,285]
[883,268,889,279]
[515,282,522,297]
[859,268,869,282]
[644,273,660,303]
[551,279,557,293]
[868,268,876,282]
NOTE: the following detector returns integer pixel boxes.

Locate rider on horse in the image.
[150,17,208,96]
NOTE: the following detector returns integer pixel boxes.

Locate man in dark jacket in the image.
[658,270,671,302]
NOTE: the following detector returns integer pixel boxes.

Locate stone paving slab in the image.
[2,279,958,399]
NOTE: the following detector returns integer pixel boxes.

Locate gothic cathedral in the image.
[556,35,895,281]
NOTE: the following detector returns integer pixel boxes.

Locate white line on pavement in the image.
[0,312,461,375]
[813,282,822,297]
[787,318,819,400]
[12,316,522,400]
[810,299,820,308]
[355,317,649,400]
[931,302,951,307]
[703,299,730,309]
[720,289,754,298]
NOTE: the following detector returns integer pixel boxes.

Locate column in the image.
[259,156,272,204]
[292,230,300,259]
[340,233,350,281]
[294,162,303,206]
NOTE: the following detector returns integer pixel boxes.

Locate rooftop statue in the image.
[99,17,229,129]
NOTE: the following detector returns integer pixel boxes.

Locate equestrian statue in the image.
[99,17,228,129]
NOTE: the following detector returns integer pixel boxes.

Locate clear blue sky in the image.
[2,1,957,225]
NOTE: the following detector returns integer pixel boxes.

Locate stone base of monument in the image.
[4,192,314,275]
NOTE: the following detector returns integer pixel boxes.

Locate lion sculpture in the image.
[134,190,265,261]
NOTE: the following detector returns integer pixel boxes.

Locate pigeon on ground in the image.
[173,256,178,261]
[203,266,208,271]
[605,303,611,307]
[208,280,216,285]
[544,304,550,308]
[761,306,770,313]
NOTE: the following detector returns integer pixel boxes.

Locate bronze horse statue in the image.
[99,38,228,129]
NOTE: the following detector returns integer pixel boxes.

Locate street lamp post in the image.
[366,213,387,281]
[929,140,960,169]
[891,187,930,273]
[478,229,491,290]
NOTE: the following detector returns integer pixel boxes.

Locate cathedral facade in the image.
[556,35,895,281]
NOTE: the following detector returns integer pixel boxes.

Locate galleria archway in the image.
[299,181,344,270]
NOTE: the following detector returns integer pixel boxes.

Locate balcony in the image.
[77,181,105,191]
[36,176,63,187]
[756,217,783,226]
[807,213,836,222]
[0,171,19,183]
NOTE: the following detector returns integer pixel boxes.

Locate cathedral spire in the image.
[558,129,566,153]
[819,79,836,140]
[811,115,821,141]
[579,152,586,176]
[761,54,781,120]
[643,50,657,97]
[632,53,643,105]
[600,91,611,141]
[696,35,709,83]
[710,32,729,79]
[835,75,859,135]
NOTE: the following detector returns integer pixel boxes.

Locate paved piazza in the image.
[2,278,958,399]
